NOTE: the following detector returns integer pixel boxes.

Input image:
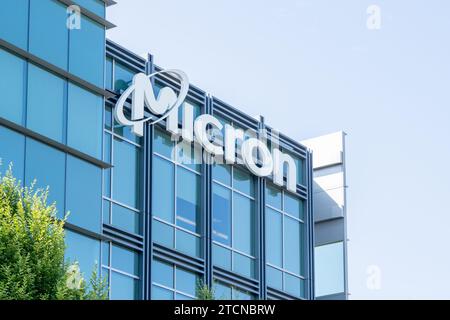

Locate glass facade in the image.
[0,1,319,301]
[265,184,306,298]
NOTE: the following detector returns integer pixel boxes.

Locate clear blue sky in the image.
[107,0,450,299]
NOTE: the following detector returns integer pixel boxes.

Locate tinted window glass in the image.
[266,208,282,266]
[0,126,25,181]
[152,157,174,222]
[152,260,173,288]
[69,15,105,87]
[0,49,26,125]
[233,193,254,255]
[266,184,282,209]
[176,268,197,297]
[112,245,139,276]
[110,272,138,300]
[67,83,103,158]
[0,0,29,49]
[65,230,100,277]
[113,138,141,208]
[27,64,65,142]
[25,139,65,218]
[29,0,68,70]
[284,193,303,220]
[114,62,135,93]
[315,242,345,297]
[66,156,102,232]
[212,184,231,246]
[72,0,105,17]
[284,216,302,275]
[176,168,200,233]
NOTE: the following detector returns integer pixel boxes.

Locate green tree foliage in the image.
[196,280,215,300]
[0,167,108,300]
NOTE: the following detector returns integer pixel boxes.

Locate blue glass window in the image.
[233,168,254,196]
[284,216,303,275]
[212,184,231,246]
[0,49,26,125]
[215,282,232,300]
[152,260,173,288]
[212,163,231,185]
[65,230,100,277]
[67,83,103,158]
[266,184,282,209]
[152,259,198,300]
[110,272,139,300]
[285,193,304,220]
[25,139,65,218]
[265,184,306,298]
[27,64,66,142]
[104,242,141,300]
[0,126,25,181]
[154,128,174,159]
[265,208,282,266]
[233,193,254,255]
[111,244,139,276]
[29,0,68,70]
[213,244,231,270]
[69,15,105,87]
[0,0,29,49]
[113,137,141,209]
[315,242,345,297]
[105,57,113,91]
[66,155,102,232]
[152,219,174,248]
[72,0,105,17]
[114,62,135,93]
[111,203,140,235]
[176,167,200,233]
[176,229,201,257]
[152,157,174,222]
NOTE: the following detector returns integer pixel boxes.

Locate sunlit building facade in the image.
[0,0,346,300]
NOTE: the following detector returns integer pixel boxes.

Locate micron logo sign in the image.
[114,70,298,192]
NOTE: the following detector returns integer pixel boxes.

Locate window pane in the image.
[266,185,281,209]
[154,128,174,159]
[152,260,173,288]
[110,272,139,300]
[233,252,255,279]
[266,208,282,267]
[152,157,174,222]
[67,83,103,158]
[176,167,200,233]
[176,229,201,258]
[213,244,231,270]
[114,62,135,93]
[152,285,173,300]
[25,139,65,218]
[105,57,113,91]
[212,163,231,185]
[214,282,232,300]
[69,15,105,87]
[284,216,302,275]
[176,140,201,172]
[0,0,29,49]
[266,266,282,290]
[152,219,174,248]
[233,168,254,196]
[65,230,100,277]
[72,0,105,17]
[0,126,25,182]
[112,203,140,235]
[212,184,231,246]
[176,293,194,300]
[233,193,254,255]
[113,138,141,209]
[233,288,253,300]
[284,193,303,220]
[29,0,68,69]
[112,245,139,276]
[103,199,111,224]
[113,114,142,144]
[27,64,65,142]
[176,268,197,297]
[66,156,102,232]
[105,107,112,132]
[315,242,345,297]
[0,49,26,125]
[284,273,304,298]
